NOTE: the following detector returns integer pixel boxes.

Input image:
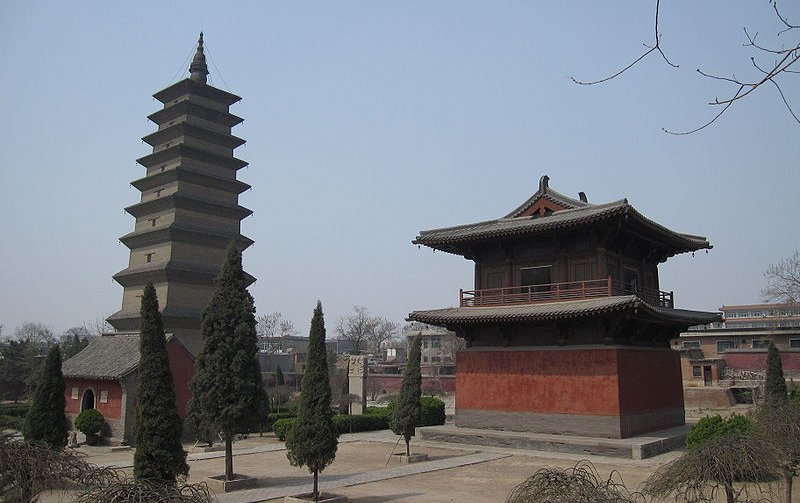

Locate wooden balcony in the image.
[460,278,674,309]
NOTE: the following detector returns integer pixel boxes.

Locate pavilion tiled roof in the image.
[62,334,141,380]
[413,176,711,255]
[408,296,721,326]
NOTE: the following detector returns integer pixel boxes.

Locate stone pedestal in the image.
[205,474,257,493]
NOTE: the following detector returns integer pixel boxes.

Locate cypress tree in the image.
[765,341,788,404]
[275,365,285,386]
[133,283,189,482]
[189,245,264,481]
[23,345,68,449]
[391,335,422,456]
[285,301,338,501]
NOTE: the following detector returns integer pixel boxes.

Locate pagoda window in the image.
[622,267,639,293]
[145,252,154,263]
[572,262,595,282]
[149,217,159,227]
[520,265,552,293]
[485,272,502,289]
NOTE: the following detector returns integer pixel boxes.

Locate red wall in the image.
[724,351,800,374]
[64,378,123,420]
[166,339,194,419]
[617,349,684,414]
[457,347,683,416]
[457,349,621,415]
[367,375,456,395]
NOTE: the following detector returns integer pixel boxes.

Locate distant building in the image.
[673,302,800,390]
[405,324,463,376]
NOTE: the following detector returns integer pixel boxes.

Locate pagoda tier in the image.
[108,34,253,356]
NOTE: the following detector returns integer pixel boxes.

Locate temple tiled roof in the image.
[413,176,711,255]
[62,334,141,380]
[408,296,721,326]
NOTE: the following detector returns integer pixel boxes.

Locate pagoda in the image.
[409,176,720,438]
[107,33,254,356]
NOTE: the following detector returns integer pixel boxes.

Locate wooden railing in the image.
[459,278,674,308]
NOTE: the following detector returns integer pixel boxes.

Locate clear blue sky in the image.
[1,1,797,337]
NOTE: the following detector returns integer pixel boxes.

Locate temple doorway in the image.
[81,389,95,411]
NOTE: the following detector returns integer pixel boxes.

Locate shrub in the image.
[332,414,389,434]
[0,403,30,418]
[420,396,446,426]
[0,415,24,431]
[386,396,446,427]
[273,418,295,441]
[365,406,390,418]
[74,409,105,437]
[265,412,296,432]
[686,414,751,449]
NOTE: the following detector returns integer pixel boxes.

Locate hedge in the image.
[272,413,391,441]
[387,396,446,427]
[686,414,752,449]
[0,403,30,418]
[265,412,296,432]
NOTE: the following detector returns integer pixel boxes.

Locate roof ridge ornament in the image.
[189,32,209,84]
[538,175,550,193]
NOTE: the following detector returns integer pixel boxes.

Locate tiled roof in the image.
[408,296,721,326]
[62,335,141,380]
[413,176,711,254]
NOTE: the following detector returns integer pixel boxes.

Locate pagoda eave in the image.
[147,101,243,127]
[130,167,251,194]
[141,122,245,149]
[136,144,248,170]
[124,194,253,220]
[119,226,254,250]
[153,78,241,106]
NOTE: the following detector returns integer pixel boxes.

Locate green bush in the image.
[265,412,296,432]
[420,397,446,426]
[332,413,389,434]
[386,396,446,427]
[365,406,390,418]
[0,402,30,418]
[0,415,24,431]
[687,414,752,449]
[74,409,105,436]
[273,418,295,441]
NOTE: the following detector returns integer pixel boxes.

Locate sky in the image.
[1,1,797,338]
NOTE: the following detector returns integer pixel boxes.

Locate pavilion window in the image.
[572,263,594,282]
[692,366,702,378]
[751,339,770,349]
[716,339,738,353]
[790,339,800,349]
[520,266,552,293]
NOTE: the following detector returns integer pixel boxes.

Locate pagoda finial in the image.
[189,32,209,84]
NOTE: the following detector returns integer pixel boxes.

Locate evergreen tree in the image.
[23,345,68,449]
[189,245,264,481]
[285,301,338,501]
[133,283,188,482]
[765,341,788,404]
[391,335,422,456]
[275,365,285,386]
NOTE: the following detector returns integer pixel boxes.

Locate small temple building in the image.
[409,176,720,438]
[63,34,253,441]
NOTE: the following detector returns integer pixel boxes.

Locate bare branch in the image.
[663,86,743,135]
[570,0,677,85]
[773,0,800,35]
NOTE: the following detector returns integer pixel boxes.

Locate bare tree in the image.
[505,460,645,503]
[336,306,376,354]
[256,311,298,339]
[85,316,114,337]
[763,250,800,304]
[368,318,399,355]
[754,399,800,503]
[572,1,799,134]
[13,322,54,347]
[644,431,781,503]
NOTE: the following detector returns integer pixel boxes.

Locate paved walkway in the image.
[214,451,510,503]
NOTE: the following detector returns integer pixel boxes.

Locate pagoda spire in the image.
[189,32,209,84]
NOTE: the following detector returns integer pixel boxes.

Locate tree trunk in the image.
[313,468,319,502]
[785,473,793,503]
[225,431,234,481]
[405,436,410,457]
[724,480,735,503]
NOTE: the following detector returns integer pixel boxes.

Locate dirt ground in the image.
[41,428,797,503]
